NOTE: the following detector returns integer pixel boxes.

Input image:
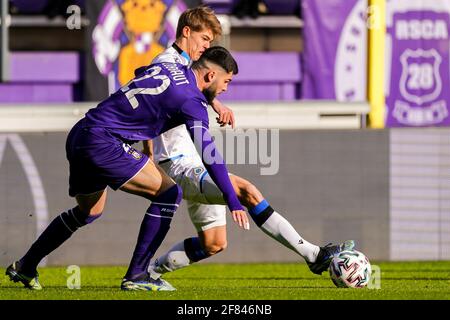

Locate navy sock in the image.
[184,237,209,262]
[125,184,182,281]
[19,207,92,276]
[248,199,274,227]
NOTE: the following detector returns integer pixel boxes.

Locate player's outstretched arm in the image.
[211,98,235,128]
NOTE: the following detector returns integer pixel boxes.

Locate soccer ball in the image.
[329,250,371,288]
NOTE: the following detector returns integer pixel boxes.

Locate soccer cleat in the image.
[307,240,355,275]
[121,275,176,291]
[6,261,42,290]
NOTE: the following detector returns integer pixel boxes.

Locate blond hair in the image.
[176,5,222,40]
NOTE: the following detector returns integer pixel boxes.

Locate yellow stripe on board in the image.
[367,0,386,128]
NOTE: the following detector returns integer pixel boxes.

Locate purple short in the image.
[66,120,149,197]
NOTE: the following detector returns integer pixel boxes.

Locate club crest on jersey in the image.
[193,167,204,176]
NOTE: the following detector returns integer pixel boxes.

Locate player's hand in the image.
[211,99,235,129]
[231,210,250,230]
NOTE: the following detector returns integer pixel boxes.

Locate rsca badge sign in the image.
[386,0,450,127]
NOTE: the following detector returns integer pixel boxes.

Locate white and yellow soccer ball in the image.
[329,250,371,288]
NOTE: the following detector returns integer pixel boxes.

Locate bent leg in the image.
[149,202,227,279]
[229,175,264,208]
[150,226,227,278]
[179,171,320,263]
[229,175,321,263]
[120,158,176,199]
[198,225,227,256]
[194,173,263,208]
[18,189,108,276]
[121,160,183,281]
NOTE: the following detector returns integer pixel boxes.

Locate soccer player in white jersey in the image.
[145,6,355,288]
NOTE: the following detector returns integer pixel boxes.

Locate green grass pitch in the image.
[1,261,449,300]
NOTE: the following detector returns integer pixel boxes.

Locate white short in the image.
[159,157,227,232]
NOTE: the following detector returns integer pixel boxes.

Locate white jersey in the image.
[151,46,202,164]
[151,46,227,231]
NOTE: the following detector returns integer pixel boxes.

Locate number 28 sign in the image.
[400,49,441,106]
[386,4,450,127]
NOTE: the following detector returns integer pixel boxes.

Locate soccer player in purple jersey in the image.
[145,6,355,289]
[6,46,249,291]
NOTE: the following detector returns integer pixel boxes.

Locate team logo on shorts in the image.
[129,149,142,160]
[193,167,204,176]
[123,143,142,161]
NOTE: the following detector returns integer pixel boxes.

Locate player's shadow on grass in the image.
[0,285,122,289]
[168,276,319,280]
[171,285,340,291]
[381,269,450,273]
[381,277,450,280]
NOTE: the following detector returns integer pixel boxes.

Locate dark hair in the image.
[192,46,239,74]
[176,5,222,40]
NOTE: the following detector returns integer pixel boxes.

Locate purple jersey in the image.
[78,62,243,211]
[84,62,204,142]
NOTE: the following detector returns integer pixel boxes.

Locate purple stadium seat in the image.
[264,0,300,15]
[202,0,234,14]
[219,52,302,101]
[74,0,85,10]
[11,0,49,14]
[0,52,79,103]
[0,84,73,103]
[11,0,85,15]
[207,0,301,16]
[9,52,79,82]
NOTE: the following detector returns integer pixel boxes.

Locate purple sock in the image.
[125,184,182,280]
[184,237,210,262]
[19,207,96,276]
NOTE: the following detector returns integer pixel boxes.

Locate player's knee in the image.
[75,206,103,224]
[61,206,102,231]
[85,211,103,224]
[204,240,227,256]
[155,184,183,205]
